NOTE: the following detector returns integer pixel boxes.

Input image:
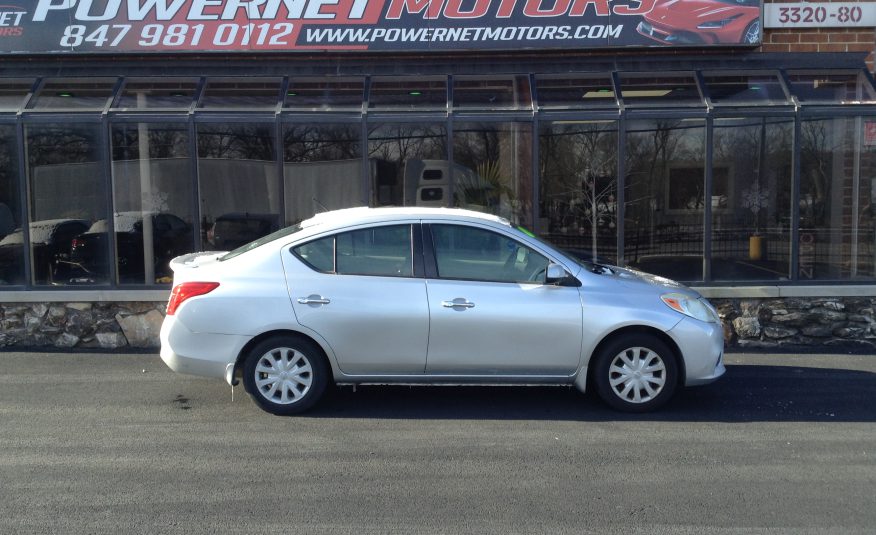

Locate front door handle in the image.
[441,298,475,309]
[298,295,330,305]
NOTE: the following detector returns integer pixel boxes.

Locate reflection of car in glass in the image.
[67,212,192,284]
[160,207,725,416]
[0,219,89,284]
[637,0,760,45]
[207,213,279,250]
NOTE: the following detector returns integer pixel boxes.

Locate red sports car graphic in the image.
[637,0,761,45]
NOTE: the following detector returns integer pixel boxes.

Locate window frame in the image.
[291,222,422,278]
[424,222,552,285]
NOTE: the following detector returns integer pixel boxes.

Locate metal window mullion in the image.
[275,115,285,225]
[101,115,118,287]
[704,116,713,282]
[532,109,540,233]
[16,118,31,288]
[851,115,863,277]
[616,114,626,267]
[790,114,802,281]
[189,116,202,252]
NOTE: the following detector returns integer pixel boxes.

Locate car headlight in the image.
[697,14,742,29]
[661,292,719,323]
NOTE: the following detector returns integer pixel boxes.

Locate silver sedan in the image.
[160,207,725,415]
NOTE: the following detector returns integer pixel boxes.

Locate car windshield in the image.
[219,223,303,261]
[514,225,611,270]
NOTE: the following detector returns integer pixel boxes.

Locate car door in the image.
[423,223,583,376]
[282,223,429,375]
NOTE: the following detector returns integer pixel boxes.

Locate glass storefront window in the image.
[115,78,200,110]
[535,75,617,110]
[369,77,447,111]
[28,78,117,110]
[453,122,533,225]
[197,123,279,250]
[0,125,23,285]
[788,71,876,104]
[539,120,618,264]
[368,123,448,208]
[284,77,364,110]
[618,73,703,108]
[453,76,532,110]
[624,119,706,281]
[199,78,282,109]
[111,123,195,284]
[703,72,789,106]
[25,123,107,285]
[799,117,876,280]
[283,123,362,224]
[0,79,34,111]
[712,117,793,281]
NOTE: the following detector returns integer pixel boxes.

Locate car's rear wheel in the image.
[593,334,679,412]
[242,335,329,415]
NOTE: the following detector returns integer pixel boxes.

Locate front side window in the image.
[431,224,548,283]
[293,224,413,277]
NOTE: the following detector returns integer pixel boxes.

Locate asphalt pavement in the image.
[0,351,875,534]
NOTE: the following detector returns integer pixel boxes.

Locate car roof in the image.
[300,207,512,232]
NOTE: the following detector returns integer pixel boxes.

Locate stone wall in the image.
[0,302,165,349]
[713,297,876,350]
[1,297,875,351]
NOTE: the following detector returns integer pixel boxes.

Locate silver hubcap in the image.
[254,347,313,405]
[608,347,666,404]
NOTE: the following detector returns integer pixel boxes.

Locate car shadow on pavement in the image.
[307,364,876,422]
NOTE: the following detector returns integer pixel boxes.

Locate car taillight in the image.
[71,238,82,249]
[166,282,219,315]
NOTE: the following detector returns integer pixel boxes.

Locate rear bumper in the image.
[667,317,726,386]
[159,315,249,380]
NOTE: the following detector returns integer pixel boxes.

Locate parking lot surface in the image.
[1,351,875,534]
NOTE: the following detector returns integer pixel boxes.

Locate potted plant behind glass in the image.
[741,177,769,260]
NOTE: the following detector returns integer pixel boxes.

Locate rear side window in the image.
[293,224,413,277]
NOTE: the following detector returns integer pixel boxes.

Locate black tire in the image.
[593,333,679,413]
[242,335,329,415]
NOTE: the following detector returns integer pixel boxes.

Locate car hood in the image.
[646,0,755,19]
[588,263,702,298]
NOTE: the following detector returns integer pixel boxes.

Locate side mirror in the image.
[545,263,568,284]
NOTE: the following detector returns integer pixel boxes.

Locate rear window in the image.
[219,224,302,261]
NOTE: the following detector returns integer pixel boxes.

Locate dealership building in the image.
[1,0,876,349]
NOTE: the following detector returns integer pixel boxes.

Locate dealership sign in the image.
[0,0,763,53]
[764,2,876,28]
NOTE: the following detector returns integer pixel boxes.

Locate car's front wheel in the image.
[593,334,679,412]
[242,335,329,415]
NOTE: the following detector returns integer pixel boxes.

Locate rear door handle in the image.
[298,295,330,305]
[442,299,475,309]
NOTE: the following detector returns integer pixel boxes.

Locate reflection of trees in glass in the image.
[111,124,189,160]
[197,124,275,160]
[367,124,446,161]
[26,125,100,166]
[539,122,617,260]
[285,124,360,162]
[800,121,832,227]
[453,123,531,224]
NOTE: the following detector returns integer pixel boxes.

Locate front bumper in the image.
[667,316,726,386]
[159,315,249,380]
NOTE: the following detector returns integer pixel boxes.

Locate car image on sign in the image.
[637,0,761,45]
[159,207,725,415]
